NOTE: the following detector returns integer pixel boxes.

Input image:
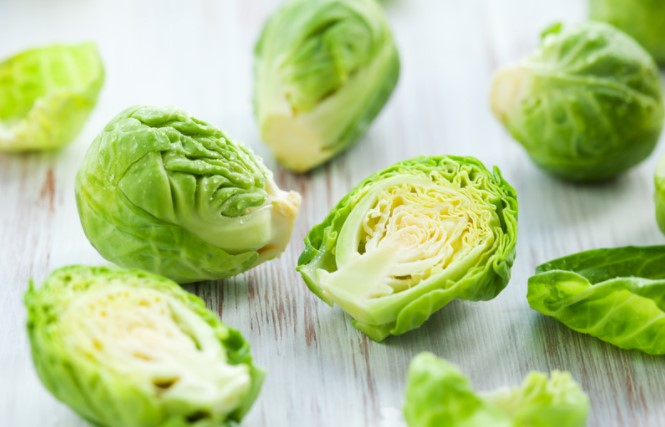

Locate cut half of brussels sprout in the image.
[404,353,588,427]
[589,0,665,64]
[254,0,400,172]
[297,156,518,341]
[491,22,664,182]
[0,43,104,151]
[528,246,665,355]
[76,106,301,283]
[25,266,263,427]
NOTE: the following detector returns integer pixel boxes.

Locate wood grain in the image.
[2,0,665,426]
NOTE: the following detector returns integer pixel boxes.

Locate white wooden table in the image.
[2,1,665,426]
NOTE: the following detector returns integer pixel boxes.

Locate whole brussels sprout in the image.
[491,22,664,182]
[25,265,263,427]
[76,106,301,283]
[590,0,665,64]
[0,43,104,151]
[297,156,518,341]
[404,353,588,427]
[254,0,400,172]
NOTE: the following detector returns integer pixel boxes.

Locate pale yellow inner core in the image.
[357,183,495,293]
[59,286,250,417]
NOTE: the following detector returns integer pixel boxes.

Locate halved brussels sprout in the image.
[491,22,664,182]
[254,0,400,172]
[297,156,518,341]
[528,246,665,354]
[76,106,301,283]
[25,265,263,427]
[0,43,104,151]
[589,0,665,64]
[404,353,588,427]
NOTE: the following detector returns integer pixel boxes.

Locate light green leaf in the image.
[0,43,104,151]
[528,246,665,354]
[404,353,588,427]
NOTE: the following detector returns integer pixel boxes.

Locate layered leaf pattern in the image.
[76,106,301,283]
[297,156,518,341]
[491,22,663,181]
[25,266,264,427]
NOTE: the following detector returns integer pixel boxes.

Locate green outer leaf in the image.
[486,371,589,427]
[24,265,263,427]
[404,353,509,427]
[0,43,104,151]
[254,0,400,172]
[589,0,665,64]
[654,155,665,235]
[403,353,588,427]
[297,155,518,341]
[535,245,665,280]
[76,105,301,283]
[491,21,664,182]
[528,246,665,354]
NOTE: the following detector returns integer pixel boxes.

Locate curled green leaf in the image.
[528,246,665,354]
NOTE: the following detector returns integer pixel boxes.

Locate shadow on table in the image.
[524,312,665,367]
[381,300,477,352]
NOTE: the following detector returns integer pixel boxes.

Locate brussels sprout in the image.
[297,156,518,341]
[655,155,665,234]
[491,22,664,182]
[0,43,104,151]
[76,106,301,283]
[528,246,665,354]
[589,0,665,64]
[404,353,589,427]
[254,0,400,172]
[25,265,263,427]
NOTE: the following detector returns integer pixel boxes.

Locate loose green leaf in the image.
[589,0,665,64]
[491,22,664,182]
[254,0,400,172]
[0,43,104,151]
[297,156,518,341]
[528,246,665,354]
[76,106,301,283]
[404,353,588,427]
[25,265,263,427]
